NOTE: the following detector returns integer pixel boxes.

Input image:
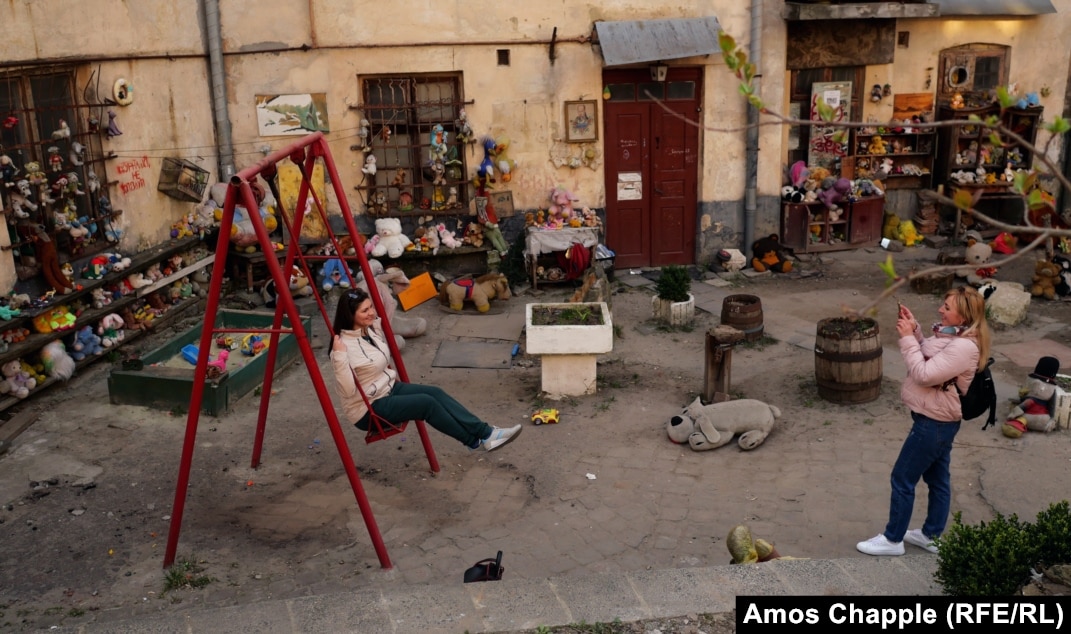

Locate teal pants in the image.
[357,382,492,447]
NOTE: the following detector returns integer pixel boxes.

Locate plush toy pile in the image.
[666,397,780,451]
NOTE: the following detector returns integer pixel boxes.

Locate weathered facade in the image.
[0,0,1067,293]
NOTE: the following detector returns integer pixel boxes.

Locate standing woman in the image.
[857,286,991,556]
[330,288,522,451]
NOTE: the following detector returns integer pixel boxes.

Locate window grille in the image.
[359,75,470,216]
[0,67,116,274]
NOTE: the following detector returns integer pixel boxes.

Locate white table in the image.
[524,226,601,289]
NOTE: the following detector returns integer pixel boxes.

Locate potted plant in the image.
[525,301,613,399]
[652,265,695,325]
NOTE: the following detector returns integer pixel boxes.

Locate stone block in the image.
[987,281,1031,327]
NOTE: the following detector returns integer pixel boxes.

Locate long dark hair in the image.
[332,287,370,336]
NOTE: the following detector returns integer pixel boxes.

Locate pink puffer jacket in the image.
[898,327,980,422]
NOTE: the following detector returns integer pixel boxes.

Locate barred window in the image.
[359,75,470,216]
[1,68,116,281]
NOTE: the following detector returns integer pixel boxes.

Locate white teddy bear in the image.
[370,217,413,259]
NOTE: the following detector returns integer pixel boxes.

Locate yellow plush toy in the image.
[896,219,922,247]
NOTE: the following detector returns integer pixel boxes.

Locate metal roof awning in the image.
[593,17,721,67]
[934,0,1056,15]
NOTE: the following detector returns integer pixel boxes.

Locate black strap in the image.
[980,357,997,430]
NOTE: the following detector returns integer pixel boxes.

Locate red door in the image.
[603,68,700,269]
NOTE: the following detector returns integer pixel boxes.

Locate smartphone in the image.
[896,298,905,317]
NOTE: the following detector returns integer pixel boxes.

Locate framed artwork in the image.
[256,93,330,137]
[564,100,598,143]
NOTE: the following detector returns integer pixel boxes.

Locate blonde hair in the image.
[946,286,991,370]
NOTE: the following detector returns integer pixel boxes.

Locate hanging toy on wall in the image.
[429,123,448,162]
[476,136,496,185]
[112,78,134,106]
[106,109,122,138]
[455,108,475,145]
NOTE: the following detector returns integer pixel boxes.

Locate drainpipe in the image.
[743,0,762,251]
[204,0,235,181]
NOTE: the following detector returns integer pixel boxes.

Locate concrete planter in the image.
[1055,376,1071,430]
[652,293,695,326]
[525,302,613,399]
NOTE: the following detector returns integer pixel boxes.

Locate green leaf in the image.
[996,85,1016,109]
[816,98,834,122]
[877,255,898,285]
[747,95,765,110]
[718,31,737,54]
[1045,116,1071,135]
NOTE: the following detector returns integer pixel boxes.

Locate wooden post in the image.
[704,325,744,403]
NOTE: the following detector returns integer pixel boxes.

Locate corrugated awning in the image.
[593,17,721,67]
[935,0,1055,15]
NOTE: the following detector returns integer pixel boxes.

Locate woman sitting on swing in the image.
[330,288,522,451]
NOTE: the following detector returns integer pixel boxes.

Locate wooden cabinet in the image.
[848,129,935,190]
[781,196,884,253]
[934,104,1042,190]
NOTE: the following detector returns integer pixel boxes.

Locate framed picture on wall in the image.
[564,100,598,142]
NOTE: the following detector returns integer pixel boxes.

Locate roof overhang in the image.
[593,17,721,67]
[934,0,1056,15]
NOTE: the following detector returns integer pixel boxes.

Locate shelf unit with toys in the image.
[780,195,884,253]
[849,127,935,190]
[0,236,212,414]
[934,103,1042,191]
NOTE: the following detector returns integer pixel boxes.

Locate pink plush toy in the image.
[437,223,461,249]
[548,186,577,225]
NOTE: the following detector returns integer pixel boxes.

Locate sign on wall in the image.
[256,93,330,137]
[808,81,852,171]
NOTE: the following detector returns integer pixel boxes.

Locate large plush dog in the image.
[438,273,511,312]
[666,397,780,451]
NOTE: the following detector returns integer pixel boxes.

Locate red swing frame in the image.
[163,133,439,571]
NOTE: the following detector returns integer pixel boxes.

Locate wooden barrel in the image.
[720,294,763,342]
[814,317,883,404]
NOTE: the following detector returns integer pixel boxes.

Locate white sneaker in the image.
[904,529,939,554]
[483,425,522,452]
[856,534,905,556]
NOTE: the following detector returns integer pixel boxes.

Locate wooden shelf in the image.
[849,129,935,190]
[781,196,883,253]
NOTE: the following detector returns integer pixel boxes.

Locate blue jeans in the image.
[356,382,493,448]
[884,413,960,542]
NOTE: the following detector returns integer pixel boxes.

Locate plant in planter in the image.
[652,265,695,325]
[525,301,613,399]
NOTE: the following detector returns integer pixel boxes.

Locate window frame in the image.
[359,74,470,216]
[1,66,115,271]
[937,44,1010,105]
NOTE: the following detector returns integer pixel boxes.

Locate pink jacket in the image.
[898,327,979,422]
[330,319,397,424]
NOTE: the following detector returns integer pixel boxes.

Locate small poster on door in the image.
[808,81,851,171]
[617,172,642,201]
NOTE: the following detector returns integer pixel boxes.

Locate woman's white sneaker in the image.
[904,529,939,554]
[483,425,522,451]
[856,534,905,556]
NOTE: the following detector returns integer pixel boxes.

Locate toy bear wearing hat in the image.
[1002,356,1060,438]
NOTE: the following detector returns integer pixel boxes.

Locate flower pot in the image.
[525,302,612,398]
[652,293,694,326]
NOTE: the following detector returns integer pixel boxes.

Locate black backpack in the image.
[959,357,997,429]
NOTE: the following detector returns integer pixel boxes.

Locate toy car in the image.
[531,408,560,425]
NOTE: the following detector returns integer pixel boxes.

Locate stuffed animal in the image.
[666,397,780,451]
[547,186,577,225]
[896,218,922,247]
[438,273,511,312]
[0,359,36,399]
[958,240,995,286]
[32,305,77,334]
[1054,254,1071,298]
[463,222,485,248]
[750,234,792,273]
[97,313,126,348]
[361,154,377,177]
[818,177,851,211]
[68,325,104,361]
[437,223,461,249]
[1002,356,1060,438]
[493,136,516,182]
[320,258,353,291]
[476,136,496,183]
[1030,259,1061,300]
[352,259,426,350]
[369,217,413,259]
[39,340,75,382]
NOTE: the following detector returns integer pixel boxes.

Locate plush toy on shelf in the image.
[68,325,104,362]
[97,313,126,348]
[369,217,413,259]
[1,359,37,399]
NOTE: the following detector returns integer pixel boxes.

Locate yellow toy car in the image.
[531,408,560,425]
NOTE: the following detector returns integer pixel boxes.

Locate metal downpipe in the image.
[204,0,235,180]
[743,0,763,251]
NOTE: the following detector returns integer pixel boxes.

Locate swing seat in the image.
[365,418,409,444]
